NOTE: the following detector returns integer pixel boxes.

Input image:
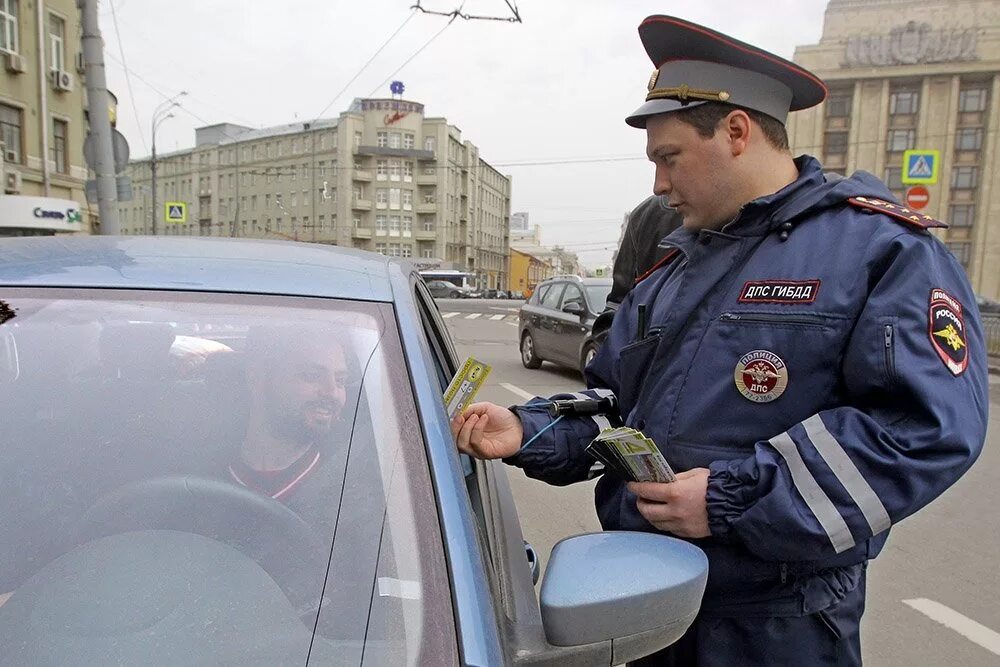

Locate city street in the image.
[442,298,1000,666]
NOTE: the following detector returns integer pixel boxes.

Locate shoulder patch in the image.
[928,288,968,376]
[848,196,948,230]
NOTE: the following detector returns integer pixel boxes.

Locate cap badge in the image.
[734,350,788,403]
[647,68,660,92]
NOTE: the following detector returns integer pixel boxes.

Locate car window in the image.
[530,284,548,305]
[539,283,565,310]
[0,287,455,665]
[584,283,613,313]
[560,284,585,310]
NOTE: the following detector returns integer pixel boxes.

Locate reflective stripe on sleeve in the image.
[803,414,892,537]
[769,431,856,553]
[569,392,612,431]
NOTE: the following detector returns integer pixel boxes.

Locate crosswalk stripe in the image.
[465,313,482,320]
[903,599,1000,656]
[489,314,505,320]
[443,312,459,318]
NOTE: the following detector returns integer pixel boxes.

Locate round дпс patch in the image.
[929,288,968,376]
[734,350,788,403]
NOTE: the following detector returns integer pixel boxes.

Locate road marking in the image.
[443,312,459,318]
[506,321,518,327]
[465,313,482,320]
[501,382,536,401]
[489,314,505,320]
[903,598,1000,656]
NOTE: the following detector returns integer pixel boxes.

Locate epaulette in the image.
[848,196,948,230]
[634,248,680,287]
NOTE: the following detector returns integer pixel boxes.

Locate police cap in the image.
[626,15,827,128]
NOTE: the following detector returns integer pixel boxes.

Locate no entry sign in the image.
[905,186,930,210]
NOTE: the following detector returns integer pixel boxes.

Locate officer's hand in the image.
[451,402,524,460]
[628,468,711,539]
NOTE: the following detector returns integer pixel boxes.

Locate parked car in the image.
[518,276,614,377]
[0,238,705,665]
[425,279,464,299]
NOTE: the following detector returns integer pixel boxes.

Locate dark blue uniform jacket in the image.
[508,156,988,618]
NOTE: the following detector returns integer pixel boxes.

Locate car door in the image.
[551,283,589,367]
[411,278,549,664]
[533,282,565,360]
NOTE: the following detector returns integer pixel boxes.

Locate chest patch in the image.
[929,288,968,376]
[734,350,789,403]
[739,280,820,304]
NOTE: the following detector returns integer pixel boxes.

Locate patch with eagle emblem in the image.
[928,288,968,376]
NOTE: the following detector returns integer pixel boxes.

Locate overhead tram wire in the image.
[311,9,418,122]
[365,9,461,98]
[108,0,147,154]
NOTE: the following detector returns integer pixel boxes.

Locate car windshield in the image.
[0,288,454,665]
[584,283,613,312]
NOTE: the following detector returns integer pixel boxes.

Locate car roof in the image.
[0,236,396,302]
[541,276,612,286]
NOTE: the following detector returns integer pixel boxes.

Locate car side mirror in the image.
[561,301,586,317]
[539,532,707,663]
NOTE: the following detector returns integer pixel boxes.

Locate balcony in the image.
[416,172,436,185]
[355,145,436,161]
[417,201,437,214]
[415,229,436,241]
[353,169,373,181]
[352,197,372,211]
[352,226,373,239]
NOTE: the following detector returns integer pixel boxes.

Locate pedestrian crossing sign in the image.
[165,202,187,223]
[902,150,940,185]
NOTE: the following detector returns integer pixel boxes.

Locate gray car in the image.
[0,238,705,665]
[519,276,613,377]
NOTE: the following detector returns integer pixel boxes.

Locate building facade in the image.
[508,247,552,297]
[118,97,512,290]
[790,0,1000,298]
[0,0,89,235]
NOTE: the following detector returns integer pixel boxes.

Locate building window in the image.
[353,217,361,228]
[318,161,326,177]
[423,219,434,232]
[376,188,388,208]
[376,159,387,179]
[354,131,363,148]
[48,12,65,72]
[421,248,434,259]
[402,190,413,210]
[826,94,852,118]
[886,129,915,153]
[388,243,401,257]
[389,159,401,181]
[404,161,413,182]
[51,118,67,173]
[948,205,975,228]
[403,133,415,149]
[889,90,919,115]
[376,131,388,148]
[375,215,387,232]
[951,166,979,190]
[389,187,401,209]
[0,103,22,163]
[402,245,412,258]
[389,132,401,149]
[883,167,904,190]
[959,88,988,113]
[955,127,983,152]
[290,193,298,207]
[402,216,412,233]
[375,243,387,255]
[824,131,849,155]
[389,215,400,233]
[1,0,18,54]
[424,136,436,152]
[945,241,972,268]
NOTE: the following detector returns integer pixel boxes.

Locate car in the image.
[518,276,614,377]
[425,279,463,299]
[0,237,706,665]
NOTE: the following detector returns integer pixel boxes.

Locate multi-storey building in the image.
[0,0,90,235]
[119,97,512,290]
[789,0,1000,298]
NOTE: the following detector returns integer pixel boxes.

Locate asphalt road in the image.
[440,297,1000,666]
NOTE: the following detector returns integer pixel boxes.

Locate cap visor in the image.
[625,98,709,128]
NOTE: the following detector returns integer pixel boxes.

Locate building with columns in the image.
[118,96,512,291]
[789,0,1000,298]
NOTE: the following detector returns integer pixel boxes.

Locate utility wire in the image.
[366,13,458,98]
[108,0,147,153]
[312,10,418,121]
[412,0,521,22]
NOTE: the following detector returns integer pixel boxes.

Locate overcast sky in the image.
[99,0,828,267]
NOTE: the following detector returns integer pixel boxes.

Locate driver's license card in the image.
[444,357,492,420]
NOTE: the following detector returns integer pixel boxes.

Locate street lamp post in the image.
[150,92,186,235]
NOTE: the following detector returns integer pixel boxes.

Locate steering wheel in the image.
[71,475,329,612]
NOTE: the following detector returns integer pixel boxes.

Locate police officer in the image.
[452,14,988,666]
